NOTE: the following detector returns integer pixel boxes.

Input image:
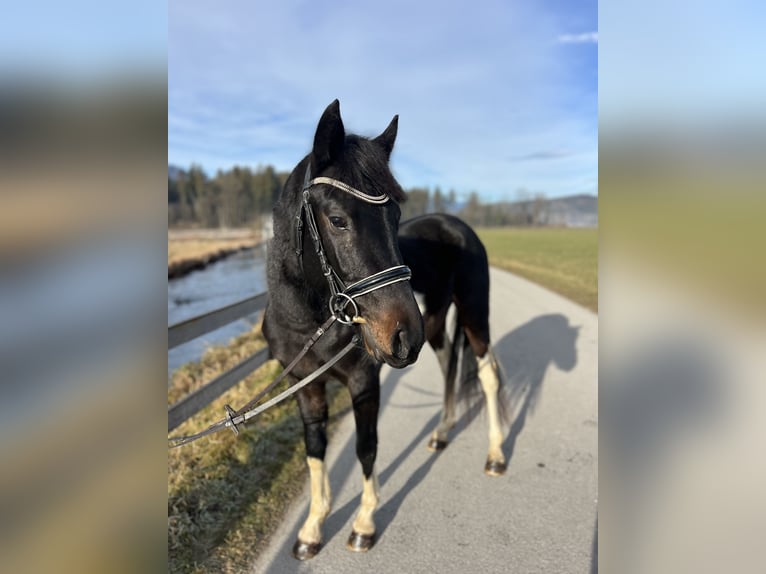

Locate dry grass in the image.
[167,230,261,277]
[168,234,259,268]
[167,325,352,573]
[168,238,257,266]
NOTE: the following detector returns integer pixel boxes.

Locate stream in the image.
[167,244,268,378]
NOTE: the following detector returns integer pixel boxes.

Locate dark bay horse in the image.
[262,100,507,560]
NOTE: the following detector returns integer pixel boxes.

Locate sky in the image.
[169,0,598,201]
[1,0,166,77]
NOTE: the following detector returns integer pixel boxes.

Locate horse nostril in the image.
[392,326,410,361]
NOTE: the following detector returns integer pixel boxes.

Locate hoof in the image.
[292,539,321,560]
[427,438,448,452]
[347,530,376,552]
[484,459,507,477]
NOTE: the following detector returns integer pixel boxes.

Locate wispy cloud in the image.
[510,150,575,162]
[169,1,597,199]
[558,32,598,44]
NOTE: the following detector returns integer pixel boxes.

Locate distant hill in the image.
[545,194,598,227]
[456,193,598,227]
[168,164,185,181]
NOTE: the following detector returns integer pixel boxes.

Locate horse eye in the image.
[329,216,348,229]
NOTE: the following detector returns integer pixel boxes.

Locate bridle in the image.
[294,164,412,324]
[169,164,413,447]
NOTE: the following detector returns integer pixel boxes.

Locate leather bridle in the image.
[294,164,412,324]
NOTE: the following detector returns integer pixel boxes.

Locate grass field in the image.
[477,227,598,312]
[600,173,766,319]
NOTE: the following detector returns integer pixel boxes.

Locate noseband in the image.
[294,165,411,324]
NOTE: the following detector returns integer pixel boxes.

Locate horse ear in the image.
[374,114,398,160]
[312,99,345,171]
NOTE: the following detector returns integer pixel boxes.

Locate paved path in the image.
[251,268,598,573]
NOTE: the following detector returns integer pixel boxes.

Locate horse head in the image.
[292,100,424,368]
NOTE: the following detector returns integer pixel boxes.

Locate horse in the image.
[262,100,507,560]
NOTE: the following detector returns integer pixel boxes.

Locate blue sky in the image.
[600,0,766,129]
[169,0,597,201]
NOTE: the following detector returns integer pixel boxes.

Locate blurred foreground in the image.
[600,134,766,573]
[0,75,167,573]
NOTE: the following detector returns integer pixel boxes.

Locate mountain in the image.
[468,193,597,227]
[168,164,185,181]
[545,194,598,227]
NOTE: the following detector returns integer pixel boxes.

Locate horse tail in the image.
[457,325,480,408]
[442,313,463,414]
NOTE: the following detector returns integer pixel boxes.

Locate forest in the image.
[168,163,569,229]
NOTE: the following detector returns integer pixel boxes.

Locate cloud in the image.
[558,32,598,44]
[510,150,575,162]
[169,1,597,200]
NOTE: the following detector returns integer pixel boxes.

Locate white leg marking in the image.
[479,354,505,463]
[298,457,332,544]
[351,469,379,535]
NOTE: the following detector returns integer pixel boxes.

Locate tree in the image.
[217,169,242,228]
[462,191,482,226]
[447,188,457,212]
[186,164,207,223]
[532,192,549,226]
[402,187,430,219]
[432,186,444,213]
[168,177,182,224]
[515,188,532,225]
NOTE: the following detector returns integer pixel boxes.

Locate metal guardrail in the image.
[168,291,270,432]
[168,292,268,349]
[168,347,270,432]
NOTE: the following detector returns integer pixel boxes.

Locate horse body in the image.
[263,101,506,560]
[400,214,508,474]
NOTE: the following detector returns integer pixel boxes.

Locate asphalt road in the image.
[251,267,598,574]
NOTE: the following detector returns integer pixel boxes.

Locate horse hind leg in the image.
[462,326,506,476]
[427,313,460,451]
[478,349,507,476]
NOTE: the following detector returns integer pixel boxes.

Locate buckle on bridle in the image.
[329,292,359,325]
[224,404,241,436]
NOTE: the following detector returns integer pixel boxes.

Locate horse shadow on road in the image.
[492,313,580,464]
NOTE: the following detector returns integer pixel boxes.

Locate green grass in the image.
[168,325,352,573]
[600,174,766,318]
[477,227,598,312]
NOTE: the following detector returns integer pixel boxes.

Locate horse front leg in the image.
[478,350,507,476]
[293,381,331,560]
[347,378,380,552]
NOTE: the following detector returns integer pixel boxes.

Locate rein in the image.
[169,316,354,448]
[169,165,412,448]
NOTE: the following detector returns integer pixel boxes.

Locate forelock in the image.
[337,135,406,203]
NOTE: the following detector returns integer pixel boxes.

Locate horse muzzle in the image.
[359,302,424,368]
